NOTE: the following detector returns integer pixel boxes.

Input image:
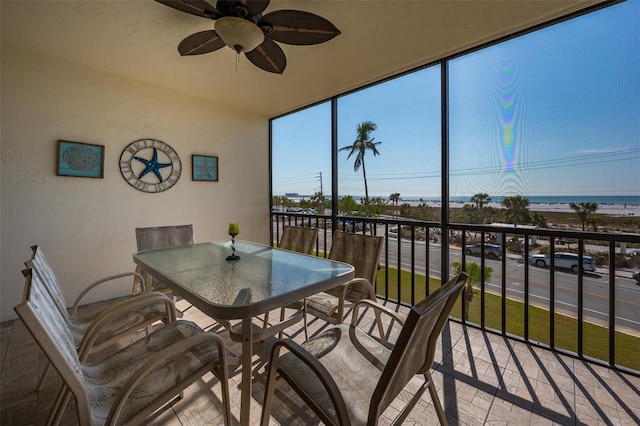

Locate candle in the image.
[228,223,239,235]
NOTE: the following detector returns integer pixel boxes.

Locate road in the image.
[384,235,640,336]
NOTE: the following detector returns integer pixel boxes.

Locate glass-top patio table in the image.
[133,240,355,425]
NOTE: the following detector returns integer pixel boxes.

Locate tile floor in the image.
[1,298,639,425]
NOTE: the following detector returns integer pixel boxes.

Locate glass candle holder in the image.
[226,223,240,261]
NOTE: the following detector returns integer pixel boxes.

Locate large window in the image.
[336,67,441,217]
[448,0,640,222]
[270,2,640,372]
[271,1,639,222]
[271,102,331,213]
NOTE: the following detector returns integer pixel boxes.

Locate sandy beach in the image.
[416,201,640,216]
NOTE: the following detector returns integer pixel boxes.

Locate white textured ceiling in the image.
[2,0,602,117]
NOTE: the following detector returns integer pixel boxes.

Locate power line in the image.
[350,148,640,181]
[273,148,640,187]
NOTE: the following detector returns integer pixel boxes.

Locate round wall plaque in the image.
[119,138,182,193]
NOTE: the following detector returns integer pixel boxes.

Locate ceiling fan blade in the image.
[245,38,286,74]
[155,0,220,19]
[240,0,270,17]
[178,30,226,55]
[260,10,341,45]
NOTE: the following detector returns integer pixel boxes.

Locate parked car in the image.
[338,220,366,232]
[465,244,502,259]
[529,252,597,273]
[633,269,640,285]
[627,249,640,257]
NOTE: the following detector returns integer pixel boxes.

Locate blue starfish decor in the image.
[134,148,172,182]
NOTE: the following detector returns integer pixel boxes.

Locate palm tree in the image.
[586,216,606,232]
[470,193,491,223]
[452,261,493,320]
[310,191,325,212]
[389,193,401,217]
[272,195,284,212]
[570,202,598,231]
[531,212,547,228]
[338,195,358,215]
[339,121,382,216]
[282,196,293,211]
[502,195,531,225]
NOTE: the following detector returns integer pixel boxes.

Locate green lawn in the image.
[375,267,640,371]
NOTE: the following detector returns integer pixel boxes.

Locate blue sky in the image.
[272,1,639,201]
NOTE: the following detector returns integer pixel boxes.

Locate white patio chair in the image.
[305,230,384,324]
[278,225,318,254]
[24,244,174,390]
[132,224,195,294]
[261,272,469,426]
[15,268,232,426]
[272,225,319,339]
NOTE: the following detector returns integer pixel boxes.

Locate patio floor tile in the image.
[1,297,637,425]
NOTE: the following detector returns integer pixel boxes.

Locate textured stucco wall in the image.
[0,47,270,321]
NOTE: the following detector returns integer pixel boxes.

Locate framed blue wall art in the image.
[192,155,218,182]
[56,140,105,178]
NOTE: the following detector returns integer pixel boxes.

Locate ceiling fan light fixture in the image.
[215,16,264,53]
[155,0,340,73]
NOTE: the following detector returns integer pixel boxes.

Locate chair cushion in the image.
[68,294,170,348]
[305,291,340,316]
[279,324,391,424]
[82,320,222,425]
[305,286,370,318]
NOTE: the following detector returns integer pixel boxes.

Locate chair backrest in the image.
[329,231,384,285]
[135,224,194,251]
[24,245,69,321]
[369,272,468,420]
[135,225,194,292]
[278,226,318,255]
[15,269,92,424]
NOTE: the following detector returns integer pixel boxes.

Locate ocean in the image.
[279,194,640,216]
[446,195,640,206]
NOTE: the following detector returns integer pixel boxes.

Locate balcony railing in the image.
[271,211,640,377]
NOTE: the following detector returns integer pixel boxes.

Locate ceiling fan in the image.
[155,0,341,74]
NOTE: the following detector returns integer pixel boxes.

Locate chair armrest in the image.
[265,339,350,426]
[332,277,375,322]
[351,299,406,327]
[108,331,229,424]
[132,265,148,294]
[334,277,376,300]
[351,299,405,347]
[70,272,147,314]
[76,292,176,359]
